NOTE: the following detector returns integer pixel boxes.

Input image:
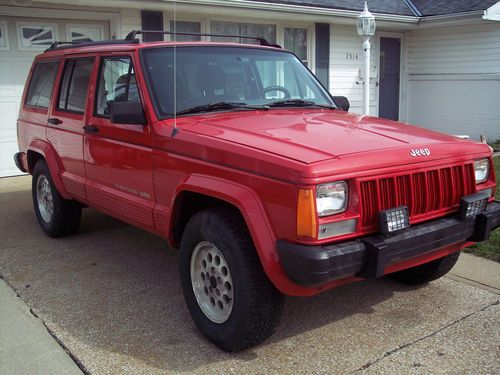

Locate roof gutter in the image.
[32,0,420,23]
[160,0,421,23]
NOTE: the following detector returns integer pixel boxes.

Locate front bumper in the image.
[277,201,500,286]
[14,152,28,173]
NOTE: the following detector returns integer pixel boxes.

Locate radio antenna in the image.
[172,0,179,137]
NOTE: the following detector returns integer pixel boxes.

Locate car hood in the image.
[179,109,471,164]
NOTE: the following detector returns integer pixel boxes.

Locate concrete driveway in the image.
[0,176,499,375]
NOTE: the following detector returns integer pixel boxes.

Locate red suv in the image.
[14,31,500,351]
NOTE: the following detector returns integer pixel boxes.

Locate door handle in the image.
[83,124,99,134]
[48,117,62,125]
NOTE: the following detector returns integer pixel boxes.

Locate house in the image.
[0,0,499,177]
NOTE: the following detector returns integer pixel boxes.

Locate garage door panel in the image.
[0,101,18,142]
[0,143,20,177]
[0,15,109,177]
[0,60,17,95]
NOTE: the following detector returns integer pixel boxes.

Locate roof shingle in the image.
[410,0,498,16]
[254,0,497,16]
[252,0,416,16]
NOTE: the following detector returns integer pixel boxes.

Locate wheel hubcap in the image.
[190,241,234,323]
[36,175,53,223]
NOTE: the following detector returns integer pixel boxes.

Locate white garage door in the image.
[0,16,109,177]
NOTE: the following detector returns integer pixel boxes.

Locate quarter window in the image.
[95,57,140,117]
[57,59,94,114]
[26,62,59,108]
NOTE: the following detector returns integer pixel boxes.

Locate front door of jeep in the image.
[83,54,155,230]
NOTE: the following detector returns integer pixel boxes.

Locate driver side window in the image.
[95,57,140,117]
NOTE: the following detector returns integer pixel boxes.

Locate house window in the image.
[68,25,103,43]
[170,21,201,41]
[210,21,276,44]
[18,24,56,49]
[284,27,308,65]
[0,21,9,50]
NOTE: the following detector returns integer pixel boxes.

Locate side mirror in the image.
[332,96,350,112]
[110,102,146,125]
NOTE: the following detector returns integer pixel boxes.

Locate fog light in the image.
[318,219,357,240]
[459,192,489,219]
[378,206,409,234]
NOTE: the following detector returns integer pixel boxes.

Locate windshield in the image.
[141,46,335,117]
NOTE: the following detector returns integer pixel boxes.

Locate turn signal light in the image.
[297,189,317,238]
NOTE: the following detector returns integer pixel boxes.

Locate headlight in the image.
[474,159,489,184]
[316,181,348,216]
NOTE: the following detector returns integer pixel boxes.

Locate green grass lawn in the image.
[489,139,500,151]
[464,156,500,262]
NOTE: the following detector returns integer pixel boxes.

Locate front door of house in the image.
[379,37,401,121]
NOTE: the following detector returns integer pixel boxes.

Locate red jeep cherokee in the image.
[14,31,500,351]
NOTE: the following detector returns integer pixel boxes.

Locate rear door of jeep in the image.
[47,55,95,201]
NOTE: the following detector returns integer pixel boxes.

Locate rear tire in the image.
[179,207,283,351]
[389,251,460,285]
[32,160,82,237]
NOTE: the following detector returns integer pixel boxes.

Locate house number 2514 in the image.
[345,52,359,60]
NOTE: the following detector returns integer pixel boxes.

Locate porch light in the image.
[357,2,376,115]
[357,2,376,37]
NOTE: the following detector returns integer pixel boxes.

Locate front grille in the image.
[359,163,475,227]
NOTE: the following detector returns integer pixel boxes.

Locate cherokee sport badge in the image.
[410,148,431,157]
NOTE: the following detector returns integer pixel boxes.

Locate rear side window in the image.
[26,62,59,109]
[57,58,94,114]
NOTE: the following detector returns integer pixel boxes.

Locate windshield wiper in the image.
[175,102,269,116]
[268,99,336,109]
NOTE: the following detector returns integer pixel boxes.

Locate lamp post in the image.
[357,2,376,115]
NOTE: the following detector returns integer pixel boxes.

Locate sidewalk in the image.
[448,252,500,295]
[0,278,83,375]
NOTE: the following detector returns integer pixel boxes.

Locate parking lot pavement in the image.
[1,175,499,375]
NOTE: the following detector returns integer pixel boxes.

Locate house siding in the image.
[405,23,500,140]
[329,25,379,116]
[120,8,141,38]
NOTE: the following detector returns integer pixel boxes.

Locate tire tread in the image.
[32,160,81,237]
[180,207,283,351]
[389,251,460,285]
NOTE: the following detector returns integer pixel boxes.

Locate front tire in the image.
[32,160,82,237]
[179,207,283,351]
[389,251,460,285]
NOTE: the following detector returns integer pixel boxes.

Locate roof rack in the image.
[44,38,139,52]
[43,30,282,53]
[46,41,80,50]
[124,30,282,48]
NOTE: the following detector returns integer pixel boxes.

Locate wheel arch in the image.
[27,140,70,199]
[170,174,290,292]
